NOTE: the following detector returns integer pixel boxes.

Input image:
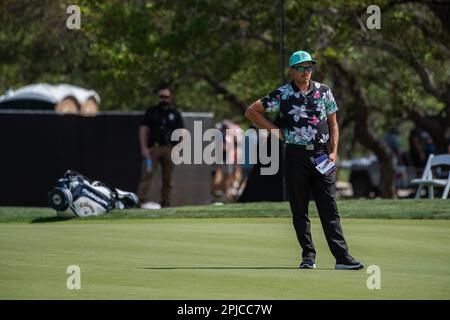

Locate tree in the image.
[2,0,449,198]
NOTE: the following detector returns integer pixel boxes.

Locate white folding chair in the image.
[411,154,450,199]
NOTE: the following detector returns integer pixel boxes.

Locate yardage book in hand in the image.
[314,154,336,176]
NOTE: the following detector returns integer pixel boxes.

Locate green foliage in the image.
[0,0,448,149]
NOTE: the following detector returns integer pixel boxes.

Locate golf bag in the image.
[48,170,138,217]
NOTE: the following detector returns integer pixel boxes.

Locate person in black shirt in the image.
[137,87,184,207]
[408,127,426,168]
[245,50,364,270]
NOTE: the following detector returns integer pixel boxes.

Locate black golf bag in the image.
[48,170,138,217]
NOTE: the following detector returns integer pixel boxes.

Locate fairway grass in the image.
[1,216,449,299]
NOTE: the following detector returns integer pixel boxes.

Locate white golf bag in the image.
[48,170,138,217]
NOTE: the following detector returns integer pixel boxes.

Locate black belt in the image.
[285,143,328,151]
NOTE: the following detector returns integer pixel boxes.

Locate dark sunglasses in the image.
[293,65,314,73]
[159,95,170,99]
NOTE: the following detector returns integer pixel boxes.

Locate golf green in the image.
[1,217,449,299]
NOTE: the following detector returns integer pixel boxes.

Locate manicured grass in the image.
[0,199,449,223]
[1,213,449,299]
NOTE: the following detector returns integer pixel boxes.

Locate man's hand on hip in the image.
[142,147,151,159]
[329,152,337,164]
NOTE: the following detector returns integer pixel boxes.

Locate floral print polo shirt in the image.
[260,80,338,145]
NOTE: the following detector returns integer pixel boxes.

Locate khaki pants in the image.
[137,145,174,204]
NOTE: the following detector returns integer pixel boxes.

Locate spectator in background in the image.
[383,127,402,165]
[422,131,436,158]
[408,127,427,168]
[241,125,258,181]
[211,120,244,202]
[137,87,184,208]
[211,122,227,202]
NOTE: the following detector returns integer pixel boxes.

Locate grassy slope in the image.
[1,217,449,299]
[0,199,449,223]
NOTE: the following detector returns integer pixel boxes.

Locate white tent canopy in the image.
[0,83,101,105]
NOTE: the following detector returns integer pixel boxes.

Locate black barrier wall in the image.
[0,111,213,207]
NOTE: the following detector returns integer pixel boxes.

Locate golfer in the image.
[245,50,364,270]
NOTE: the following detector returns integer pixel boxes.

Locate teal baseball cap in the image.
[288,50,317,67]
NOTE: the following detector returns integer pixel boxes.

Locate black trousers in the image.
[285,145,349,260]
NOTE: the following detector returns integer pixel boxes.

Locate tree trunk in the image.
[332,61,396,198]
[200,74,247,114]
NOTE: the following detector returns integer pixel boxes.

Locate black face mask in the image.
[160,100,170,107]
